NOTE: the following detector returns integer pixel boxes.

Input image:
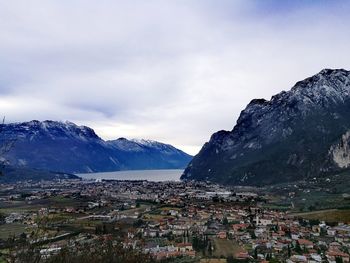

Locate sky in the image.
[0,0,350,155]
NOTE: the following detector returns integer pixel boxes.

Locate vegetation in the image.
[211,238,243,258]
[8,239,153,263]
[294,209,350,223]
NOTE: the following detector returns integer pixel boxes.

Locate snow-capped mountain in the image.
[182,69,350,186]
[107,138,192,169]
[0,120,192,174]
[109,138,188,155]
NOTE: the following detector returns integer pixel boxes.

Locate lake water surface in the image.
[77,169,183,182]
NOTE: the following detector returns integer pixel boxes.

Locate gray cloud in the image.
[0,0,350,154]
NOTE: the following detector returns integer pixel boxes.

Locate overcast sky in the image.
[0,0,350,154]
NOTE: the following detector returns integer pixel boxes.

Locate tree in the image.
[295,241,302,254]
[0,212,5,224]
[192,236,199,251]
[227,256,235,263]
[133,219,144,228]
[167,231,174,241]
[19,232,27,241]
[251,230,257,239]
[207,241,213,256]
[336,257,344,263]
[212,195,220,202]
[308,205,316,211]
[287,245,291,258]
[254,248,258,259]
[269,258,280,263]
[309,219,320,226]
[8,243,41,263]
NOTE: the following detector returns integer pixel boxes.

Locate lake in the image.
[77,169,183,182]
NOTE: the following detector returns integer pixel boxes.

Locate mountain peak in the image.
[6,120,101,141]
[241,69,350,126]
[247,98,268,107]
[293,68,350,91]
[318,68,349,76]
[109,138,188,155]
[131,138,160,146]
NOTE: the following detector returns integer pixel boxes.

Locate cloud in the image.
[0,0,350,154]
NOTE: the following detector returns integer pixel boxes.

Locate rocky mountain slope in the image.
[0,120,192,174]
[181,69,350,186]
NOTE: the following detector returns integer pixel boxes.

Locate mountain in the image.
[107,138,192,170]
[181,69,350,186]
[0,120,192,174]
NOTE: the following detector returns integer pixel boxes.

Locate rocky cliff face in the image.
[330,131,350,169]
[182,69,350,185]
[0,120,192,174]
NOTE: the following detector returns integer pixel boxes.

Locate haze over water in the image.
[78,169,183,182]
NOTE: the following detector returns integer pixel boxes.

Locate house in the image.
[256,216,273,226]
[329,242,342,251]
[235,251,250,260]
[217,231,227,239]
[334,225,350,236]
[232,223,248,232]
[287,255,307,263]
[297,239,314,249]
[176,243,193,252]
[310,254,322,262]
[40,247,62,258]
[327,228,337,236]
[254,228,267,238]
[326,250,350,263]
[291,233,300,240]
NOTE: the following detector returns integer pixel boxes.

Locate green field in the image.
[266,172,350,212]
[0,196,81,215]
[0,223,29,239]
[212,238,243,258]
[292,209,350,223]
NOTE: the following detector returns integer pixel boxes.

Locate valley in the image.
[1,175,350,262]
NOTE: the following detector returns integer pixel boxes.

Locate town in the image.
[1,178,350,263]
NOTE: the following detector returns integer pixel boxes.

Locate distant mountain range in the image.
[182,69,350,186]
[0,120,192,175]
